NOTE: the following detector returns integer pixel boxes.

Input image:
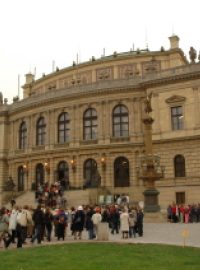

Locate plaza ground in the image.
[1,222,199,250]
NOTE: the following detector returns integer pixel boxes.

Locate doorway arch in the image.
[35,163,45,188]
[114,156,130,187]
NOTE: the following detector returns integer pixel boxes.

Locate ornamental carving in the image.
[46,81,56,91]
[96,67,113,81]
[165,95,186,104]
[59,71,92,88]
[142,60,161,76]
[118,64,137,79]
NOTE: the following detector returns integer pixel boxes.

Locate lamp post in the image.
[70,156,76,173]
[136,93,165,212]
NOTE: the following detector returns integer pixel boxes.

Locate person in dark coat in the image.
[44,207,54,241]
[85,207,95,240]
[109,206,120,234]
[31,205,45,244]
[56,208,67,241]
[72,206,85,240]
[137,209,144,237]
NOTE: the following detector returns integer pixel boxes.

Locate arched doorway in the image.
[114,157,130,187]
[18,166,24,191]
[35,163,45,188]
[83,159,100,188]
[57,161,69,190]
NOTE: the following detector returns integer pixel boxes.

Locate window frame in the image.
[171,105,184,131]
[58,112,70,143]
[112,105,129,137]
[36,117,46,146]
[19,121,27,149]
[174,154,186,178]
[83,108,97,140]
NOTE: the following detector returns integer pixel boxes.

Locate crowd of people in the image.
[167,203,200,223]
[35,181,67,209]
[0,203,144,249]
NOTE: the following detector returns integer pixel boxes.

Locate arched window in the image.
[83,108,97,140]
[19,121,27,149]
[57,161,69,190]
[112,105,129,137]
[114,157,130,187]
[18,166,24,191]
[174,155,185,177]
[35,163,45,187]
[36,117,46,145]
[83,159,98,187]
[58,112,70,143]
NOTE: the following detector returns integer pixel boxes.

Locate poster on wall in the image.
[98,195,105,204]
[105,195,113,204]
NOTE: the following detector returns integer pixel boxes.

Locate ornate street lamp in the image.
[136,93,165,212]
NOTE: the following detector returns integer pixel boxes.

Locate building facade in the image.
[0,35,200,209]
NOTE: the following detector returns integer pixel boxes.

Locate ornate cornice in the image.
[8,63,200,116]
[165,95,186,104]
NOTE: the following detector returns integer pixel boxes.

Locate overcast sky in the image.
[0,0,199,103]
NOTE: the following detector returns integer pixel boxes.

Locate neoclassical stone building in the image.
[1,35,200,209]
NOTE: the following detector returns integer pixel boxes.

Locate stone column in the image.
[105,101,111,143]
[129,98,135,140]
[45,110,50,149]
[152,93,161,133]
[193,87,200,128]
[49,109,55,148]
[98,102,104,143]
[143,116,154,155]
[73,105,80,146]
[133,98,143,135]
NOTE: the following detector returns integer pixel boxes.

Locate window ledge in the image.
[54,143,69,148]
[15,149,25,154]
[32,145,45,151]
[110,136,130,143]
[80,139,98,145]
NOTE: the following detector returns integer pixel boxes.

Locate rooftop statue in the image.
[4,176,15,191]
[189,46,197,63]
[144,92,153,114]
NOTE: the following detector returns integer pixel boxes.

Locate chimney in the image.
[25,73,34,84]
[169,35,180,50]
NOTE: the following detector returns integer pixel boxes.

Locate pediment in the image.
[165,95,186,104]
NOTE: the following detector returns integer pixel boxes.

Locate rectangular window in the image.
[176,192,185,205]
[171,106,184,130]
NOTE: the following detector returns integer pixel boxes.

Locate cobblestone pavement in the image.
[0,223,199,250]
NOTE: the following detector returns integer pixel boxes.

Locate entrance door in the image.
[114,157,130,187]
[35,163,45,188]
[57,161,69,190]
[18,166,24,191]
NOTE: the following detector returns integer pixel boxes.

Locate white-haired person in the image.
[120,208,129,239]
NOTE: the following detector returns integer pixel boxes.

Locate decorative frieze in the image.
[59,71,92,88]
[165,95,186,104]
[96,67,113,81]
[118,64,137,79]
[142,60,161,76]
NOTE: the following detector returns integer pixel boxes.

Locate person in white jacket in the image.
[17,205,33,245]
[91,208,102,239]
[120,208,129,239]
[8,206,19,243]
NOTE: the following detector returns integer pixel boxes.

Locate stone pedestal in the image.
[97,223,109,241]
[143,189,160,212]
[144,212,167,223]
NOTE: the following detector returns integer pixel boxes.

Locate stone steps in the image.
[6,189,92,209]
